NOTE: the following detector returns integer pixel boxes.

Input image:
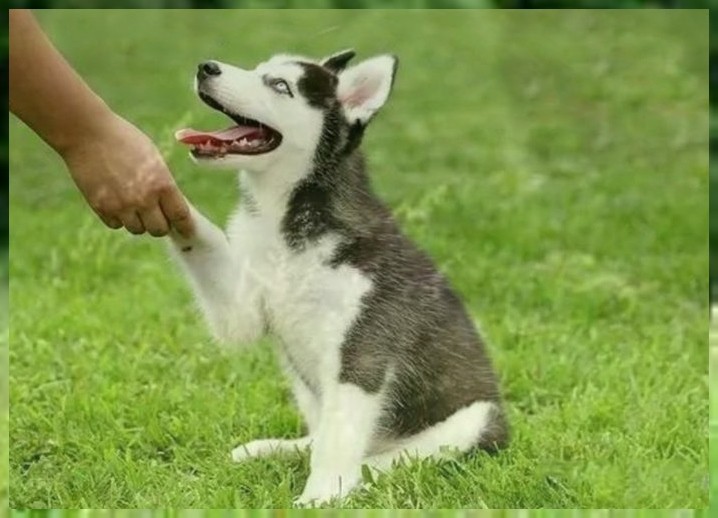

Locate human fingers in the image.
[96,211,123,230]
[138,205,170,237]
[159,187,194,237]
[120,211,146,235]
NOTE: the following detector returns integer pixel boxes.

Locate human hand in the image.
[60,112,194,237]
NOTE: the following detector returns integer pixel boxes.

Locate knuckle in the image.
[164,198,190,220]
[117,198,139,212]
[135,197,156,212]
[172,206,191,221]
[156,181,176,195]
[92,198,119,216]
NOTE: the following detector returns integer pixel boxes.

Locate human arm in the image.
[9,9,193,236]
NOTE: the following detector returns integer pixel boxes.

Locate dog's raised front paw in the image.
[168,228,196,252]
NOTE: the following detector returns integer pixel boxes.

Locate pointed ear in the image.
[337,54,398,126]
[320,49,356,73]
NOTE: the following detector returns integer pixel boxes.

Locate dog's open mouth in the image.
[175,93,282,158]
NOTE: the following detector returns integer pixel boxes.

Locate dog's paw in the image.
[231,439,276,462]
[293,492,335,508]
[168,229,196,252]
[231,437,310,462]
[292,495,316,508]
[293,488,343,508]
[294,472,359,507]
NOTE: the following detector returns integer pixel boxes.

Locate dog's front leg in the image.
[295,383,383,506]
[167,205,264,345]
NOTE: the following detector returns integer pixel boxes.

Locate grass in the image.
[3,513,711,518]
[711,317,717,509]
[8,9,708,509]
[2,513,713,518]
[1,252,7,510]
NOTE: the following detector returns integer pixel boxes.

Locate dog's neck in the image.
[237,151,313,220]
[237,148,368,223]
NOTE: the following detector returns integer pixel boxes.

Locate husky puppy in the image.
[170,50,508,505]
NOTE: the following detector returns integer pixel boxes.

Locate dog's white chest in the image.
[228,210,372,387]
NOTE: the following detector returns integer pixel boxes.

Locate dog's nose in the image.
[197,61,221,80]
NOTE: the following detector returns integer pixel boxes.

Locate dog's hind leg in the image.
[232,374,318,462]
[232,437,311,462]
[364,400,506,472]
[167,205,264,345]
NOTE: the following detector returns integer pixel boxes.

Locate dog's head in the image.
[175,50,398,174]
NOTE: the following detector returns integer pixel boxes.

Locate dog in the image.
[169,50,509,505]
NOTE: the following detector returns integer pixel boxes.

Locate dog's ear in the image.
[337,54,398,127]
[321,49,356,73]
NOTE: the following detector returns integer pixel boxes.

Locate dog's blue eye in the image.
[271,79,291,96]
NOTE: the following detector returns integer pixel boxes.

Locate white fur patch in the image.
[366,400,496,471]
[296,383,384,505]
[264,235,372,390]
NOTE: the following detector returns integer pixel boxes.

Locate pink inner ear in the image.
[340,75,381,108]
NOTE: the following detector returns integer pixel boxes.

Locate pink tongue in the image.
[175,125,259,145]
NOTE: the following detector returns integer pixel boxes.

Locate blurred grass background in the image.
[2,7,9,505]
[6,0,714,7]
[3,0,711,294]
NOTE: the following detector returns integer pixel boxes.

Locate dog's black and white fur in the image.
[169,50,508,505]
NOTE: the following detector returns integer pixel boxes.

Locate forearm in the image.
[9,9,193,238]
[9,9,113,155]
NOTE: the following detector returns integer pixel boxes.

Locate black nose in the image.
[197,61,221,80]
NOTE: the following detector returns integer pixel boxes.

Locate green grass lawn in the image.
[1,253,7,510]
[711,320,717,509]
[8,10,707,509]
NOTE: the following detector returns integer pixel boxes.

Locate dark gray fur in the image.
[281,56,509,451]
